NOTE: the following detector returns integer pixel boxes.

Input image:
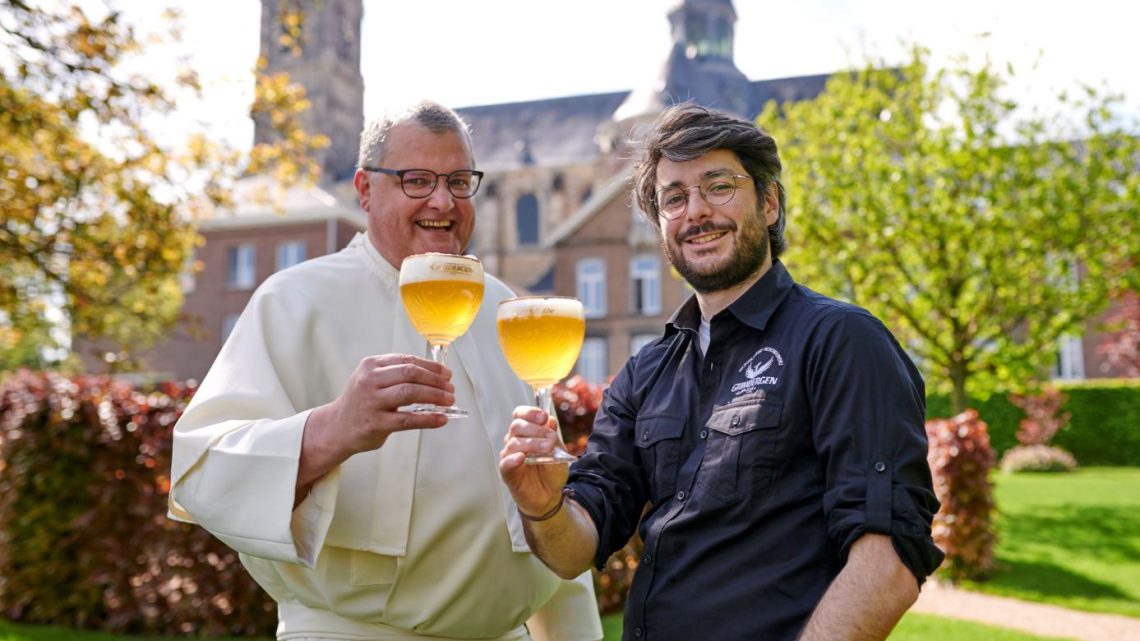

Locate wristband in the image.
[518,487,574,522]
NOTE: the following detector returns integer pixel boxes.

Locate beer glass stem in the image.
[535,385,553,418]
[431,342,448,365]
[525,385,576,465]
[399,340,468,418]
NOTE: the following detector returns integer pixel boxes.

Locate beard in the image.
[662,207,771,294]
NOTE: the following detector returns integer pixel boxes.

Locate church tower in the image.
[254,0,364,183]
[611,0,751,125]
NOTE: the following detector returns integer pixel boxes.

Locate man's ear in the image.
[353,169,370,207]
[762,182,779,227]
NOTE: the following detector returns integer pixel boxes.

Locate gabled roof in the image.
[546,161,636,248]
[455,73,831,175]
[457,92,627,171]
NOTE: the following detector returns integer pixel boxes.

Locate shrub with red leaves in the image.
[552,375,604,456]
[0,371,275,636]
[1008,387,1071,447]
[925,409,997,581]
[1002,387,1078,473]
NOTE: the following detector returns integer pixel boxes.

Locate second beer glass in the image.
[496,296,585,464]
[398,252,484,417]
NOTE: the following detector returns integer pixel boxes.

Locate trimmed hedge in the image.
[926,379,1140,466]
[0,372,275,636]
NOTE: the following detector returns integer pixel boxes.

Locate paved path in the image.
[912,581,1140,641]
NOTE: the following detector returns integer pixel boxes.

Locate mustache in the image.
[677,220,737,243]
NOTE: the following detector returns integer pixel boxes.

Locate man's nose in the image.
[426,180,455,210]
[684,186,711,221]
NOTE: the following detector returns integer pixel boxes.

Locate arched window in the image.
[516,193,540,246]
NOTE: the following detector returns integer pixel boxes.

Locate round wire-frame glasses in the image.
[656,172,753,219]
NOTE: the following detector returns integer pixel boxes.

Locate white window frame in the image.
[630,254,661,316]
[275,240,306,271]
[576,258,607,319]
[1054,335,1086,381]
[226,244,256,289]
[577,336,608,384]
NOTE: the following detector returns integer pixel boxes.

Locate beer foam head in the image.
[498,296,584,320]
[400,253,483,284]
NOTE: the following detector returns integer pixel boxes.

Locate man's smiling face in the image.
[657,149,779,293]
[355,122,476,268]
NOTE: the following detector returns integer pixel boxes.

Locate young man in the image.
[170,101,601,641]
[500,104,943,641]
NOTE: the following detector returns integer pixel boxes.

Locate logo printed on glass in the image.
[732,346,783,395]
[431,263,475,275]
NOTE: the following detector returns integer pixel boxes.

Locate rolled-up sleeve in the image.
[808,311,944,583]
[567,360,650,570]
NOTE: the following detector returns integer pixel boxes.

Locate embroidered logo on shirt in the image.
[732,346,783,395]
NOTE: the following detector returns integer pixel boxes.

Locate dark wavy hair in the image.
[633,103,787,259]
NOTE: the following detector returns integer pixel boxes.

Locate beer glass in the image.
[398,253,484,417]
[496,296,585,464]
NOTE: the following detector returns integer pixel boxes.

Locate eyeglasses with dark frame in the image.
[655,172,754,220]
[362,166,485,199]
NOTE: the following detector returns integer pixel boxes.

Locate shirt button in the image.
[708,361,715,371]
[641,432,649,442]
[874,461,887,473]
[731,415,741,426]
[634,627,644,637]
[700,429,708,439]
[642,554,653,565]
[676,490,687,501]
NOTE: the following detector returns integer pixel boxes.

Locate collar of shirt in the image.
[665,260,796,337]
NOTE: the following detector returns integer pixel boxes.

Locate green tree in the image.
[0,0,326,371]
[762,46,1139,414]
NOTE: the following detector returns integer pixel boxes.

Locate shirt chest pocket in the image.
[634,413,687,504]
[697,398,783,503]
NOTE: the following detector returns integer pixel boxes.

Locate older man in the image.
[171,101,601,641]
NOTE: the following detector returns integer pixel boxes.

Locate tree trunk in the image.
[949,358,969,415]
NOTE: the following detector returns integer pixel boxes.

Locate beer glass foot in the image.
[400,403,469,418]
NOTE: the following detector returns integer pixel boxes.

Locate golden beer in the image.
[399,253,484,346]
[497,297,585,388]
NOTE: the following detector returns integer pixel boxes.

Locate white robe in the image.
[169,233,601,641]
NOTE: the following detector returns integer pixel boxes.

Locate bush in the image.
[925,409,997,582]
[927,379,1140,466]
[0,371,275,636]
[999,444,1079,473]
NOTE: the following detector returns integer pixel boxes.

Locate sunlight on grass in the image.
[600,611,1078,640]
[964,467,1140,617]
[890,612,1080,640]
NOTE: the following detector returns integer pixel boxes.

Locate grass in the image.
[600,611,1078,641]
[0,619,259,641]
[960,466,1140,617]
[4,468,1135,640]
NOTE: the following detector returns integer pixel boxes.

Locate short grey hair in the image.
[357,100,475,168]
[633,103,788,259]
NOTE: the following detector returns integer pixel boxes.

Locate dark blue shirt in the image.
[567,261,943,641]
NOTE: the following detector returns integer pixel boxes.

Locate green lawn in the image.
[601,612,1077,640]
[4,468,1136,640]
[0,619,258,641]
[960,466,1140,617]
